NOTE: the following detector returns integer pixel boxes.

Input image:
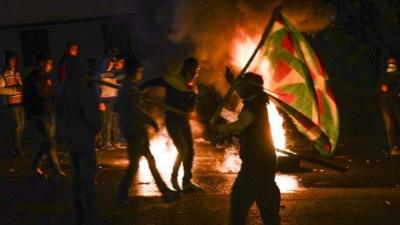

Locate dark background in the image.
[0,0,399,150]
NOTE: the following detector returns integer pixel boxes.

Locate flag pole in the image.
[209,6,283,124]
[277,148,348,172]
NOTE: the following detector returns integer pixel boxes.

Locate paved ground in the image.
[0,125,399,225]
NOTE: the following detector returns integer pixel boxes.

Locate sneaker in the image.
[116,196,138,206]
[104,143,116,151]
[390,146,400,156]
[48,170,66,184]
[162,190,182,203]
[171,177,182,192]
[113,143,127,149]
[182,181,204,193]
[30,167,46,179]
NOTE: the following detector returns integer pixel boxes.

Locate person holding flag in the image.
[211,7,339,157]
[208,72,281,225]
[208,6,340,224]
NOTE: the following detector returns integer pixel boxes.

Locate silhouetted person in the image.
[0,50,24,155]
[58,41,79,86]
[24,52,66,181]
[115,58,181,205]
[55,41,80,151]
[61,55,104,225]
[209,72,281,225]
[378,56,400,156]
[141,57,203,193]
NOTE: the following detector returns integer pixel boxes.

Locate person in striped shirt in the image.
[0,50,25,156]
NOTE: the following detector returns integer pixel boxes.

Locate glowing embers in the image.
[135,128,183,196]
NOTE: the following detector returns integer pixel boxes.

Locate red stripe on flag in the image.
[273,60,292,83]
[281,34,295,54]
[275,90,295,104]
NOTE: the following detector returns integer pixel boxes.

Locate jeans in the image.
[67,138,97,218]
[166,120,194,184]
[31,116,62,172]
[9,106,25,151]
[99,101,120,146]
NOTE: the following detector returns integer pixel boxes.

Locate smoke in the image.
[169,0,335,94]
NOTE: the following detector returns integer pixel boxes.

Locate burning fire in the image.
[232,26,271,77]
[231,30,287,150]
[136,128,183,196]
[219,31,301,193]
[132,31,297,196]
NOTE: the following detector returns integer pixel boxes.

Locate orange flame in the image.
[218,31,302,193]
[231,31,286,150]
[136,128,183,196]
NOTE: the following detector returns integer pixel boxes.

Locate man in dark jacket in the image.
[61,55,103,225]
[209,72,281,225]
[141,57,202,193]
[24,52,65,180]
[115,59,180,205]
[378,56,400,156]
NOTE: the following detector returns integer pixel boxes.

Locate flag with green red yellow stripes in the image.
[248,12,339,156]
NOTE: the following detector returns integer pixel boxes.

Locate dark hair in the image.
[2,50,18,72]
[388,57,397,65]
[66,41,79,49]
[183,57,199,69]
[115,53,126,61]
[125,58,143,79]
[242,72,264,85]
[35,51,51,65]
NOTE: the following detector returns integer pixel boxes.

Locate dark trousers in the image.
[166,120,194,184]
[31,116,61,172]
[9,106,25,150]
[99,102,120,146]
[118,130,170,198]
[230,165,281,225]
[67,139,97,217]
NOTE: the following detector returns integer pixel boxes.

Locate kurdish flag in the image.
[250,12,339,156]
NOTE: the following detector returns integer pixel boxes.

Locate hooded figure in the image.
[209,72,280,225]
[61,56,102,225]
[0,50,25,155]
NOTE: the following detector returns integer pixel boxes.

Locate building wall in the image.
[0,0,148,26]
[0,20,105,75]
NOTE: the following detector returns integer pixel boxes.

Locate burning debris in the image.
[169,0,335,94]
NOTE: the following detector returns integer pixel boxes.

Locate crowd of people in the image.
[0,41,282,225]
